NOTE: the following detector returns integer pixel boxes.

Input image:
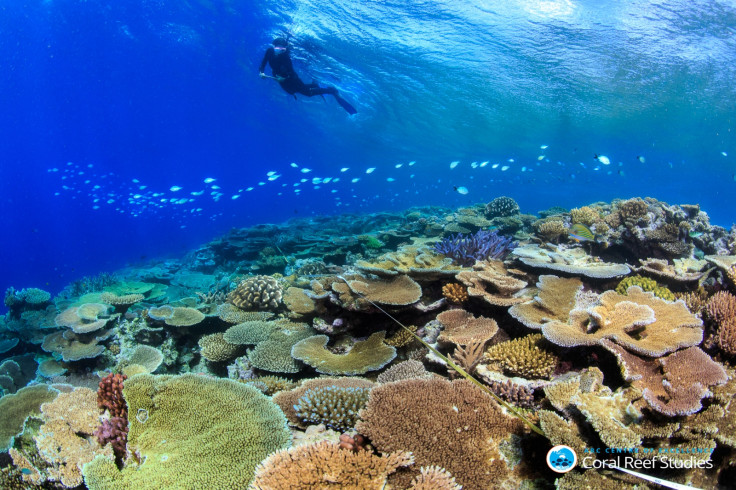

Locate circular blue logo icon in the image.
[546,445,577,473]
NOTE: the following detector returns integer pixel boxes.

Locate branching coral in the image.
[441,283,468,304]
[616,275,675,301]
[355,378,528,490]
[484,334,558,379]
[250,440,413,489]
[434,230,517,266]
[293,385,371,432]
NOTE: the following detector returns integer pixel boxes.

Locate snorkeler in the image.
[259,37,357,115]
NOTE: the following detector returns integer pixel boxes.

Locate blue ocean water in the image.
[1,0,734,305]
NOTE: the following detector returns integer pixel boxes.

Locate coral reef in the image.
[441,282,468,304]
[455,259,529,306]
[512,243,631,278]
[0,384,58,451]
[198,332,242,362]
[616,275,675,301]
[436,308,498,346]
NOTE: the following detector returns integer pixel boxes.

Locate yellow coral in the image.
[441,283,468,304]
[385,324,418,347]
[570,206,600,226]
[484,334,558,379]
[198,332,242,362]
[616,275,674,301]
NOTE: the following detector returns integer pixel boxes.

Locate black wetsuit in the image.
[259,47,336,97]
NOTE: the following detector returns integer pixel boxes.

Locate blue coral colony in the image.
[1,195,735,488]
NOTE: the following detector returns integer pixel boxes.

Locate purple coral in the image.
[95,416,128,464]
[434,230,517,266]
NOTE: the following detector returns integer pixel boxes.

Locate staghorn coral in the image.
[455,259,529,307]
[355,377,528,490]
[441,283,468,304]
[542,286,703,357]
[436,308,498,346]
[570,205,600,226]
[82,374,291,489]
[508,275,583,330]
[433,230,516,266]
[484,196,520,218]
[293,385,371,432]
[291,332,396,376]
[384,324,418,347]
[250,440,413,489]
[273,377,375,428]
[198,332,242,362]
[228,275,284,311]
[615,275,675,301]
[484,333,558,379]
[448,339,487,377]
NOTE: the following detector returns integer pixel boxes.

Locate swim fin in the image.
[334,94,357,115]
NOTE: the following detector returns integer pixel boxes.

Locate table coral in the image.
[0,384,58,451]
[376,359,432,384]
[508,275,583,330]
[163,306,205,327]
[354,243,463,279]
[542,286,703,357]
[82,374,291,489]
[436,308,499,346]
[198,332,242,362]
[250,440,413,489]
[512,243,631,278]
[291,332,396,376]
[355,377,529,490]
[247,322,315,373]
[216,304,275,323]
[455,259,530,307]
[344,274,422,306]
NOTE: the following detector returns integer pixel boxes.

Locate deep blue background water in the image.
[1,0,735,305]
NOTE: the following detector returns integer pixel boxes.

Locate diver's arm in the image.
[258,48,273,76]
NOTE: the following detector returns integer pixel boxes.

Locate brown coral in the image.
[508,275,582,330]
[717,317,736,356]
[345,274,422,306]
[484,333,558,379]
[455,259,529,307]
[542,286,703,357]
[441,283,468,304]
[536,220,566,242]
[705,291,736,325]
[228,275,283,311]
[570,206,600,226]
[436,309,498,346]
[355,377,528,490]
[250,440,413,489]
[617,198,649,220]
